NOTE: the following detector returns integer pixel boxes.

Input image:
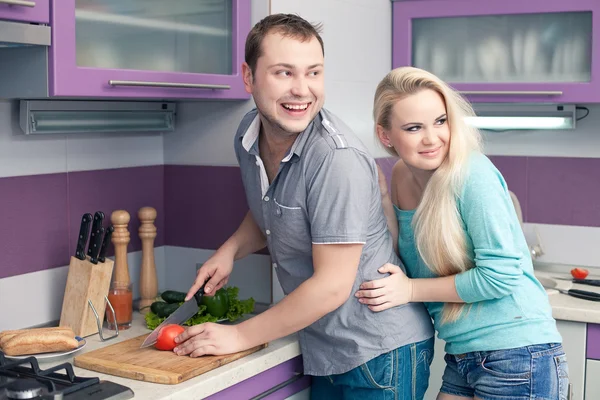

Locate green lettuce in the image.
[145,286,255,330]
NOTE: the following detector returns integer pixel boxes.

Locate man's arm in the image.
[185,211,266,299]
[224,211,267,261]
[235,243,362,347]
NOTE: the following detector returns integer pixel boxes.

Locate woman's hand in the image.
[355,263,414,311]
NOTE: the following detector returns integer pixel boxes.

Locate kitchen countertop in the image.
[26,268,599,399]
[41,313,301,400]
[535,270,600,324]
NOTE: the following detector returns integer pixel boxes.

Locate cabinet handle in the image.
[108,80,230,90]
[459,90,563,96]
[249,372,305,400]
[567,383,572,400]
[0,0,35,7]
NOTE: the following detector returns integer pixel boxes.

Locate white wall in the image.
[0,100,164,177]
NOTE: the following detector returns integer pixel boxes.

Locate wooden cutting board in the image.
[74,333,268,384]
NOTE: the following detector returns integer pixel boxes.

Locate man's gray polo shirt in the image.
[234,108,434,376]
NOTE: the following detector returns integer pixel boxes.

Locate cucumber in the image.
[150,301,180,318]
[161,290,187,304]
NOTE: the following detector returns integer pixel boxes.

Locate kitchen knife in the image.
[572,278,600,287]
[87,211,105,264]
[89,226,105,264]
[140,287,205,348]
[554,276,600,287]
[98,225,114,263]
[539,277,600,302]
[75,213,93,260]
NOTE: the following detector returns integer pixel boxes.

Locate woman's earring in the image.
[387,144,393,148]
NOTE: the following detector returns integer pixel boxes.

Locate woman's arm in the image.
[356,155,525,309]
[377,165,398,255]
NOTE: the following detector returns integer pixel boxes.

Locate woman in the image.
[356,66,568,400]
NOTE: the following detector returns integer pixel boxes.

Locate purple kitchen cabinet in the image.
[205,356,311,400]
[587,324,600,360]
[48,0,250,100]
[393,0,600,103]
[0,0,49,23]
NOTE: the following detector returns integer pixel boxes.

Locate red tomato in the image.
[571,268,589,280]
[154,324,185,351]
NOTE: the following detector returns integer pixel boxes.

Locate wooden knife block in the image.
[59,256,114,338]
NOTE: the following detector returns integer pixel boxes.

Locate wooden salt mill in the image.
[138,207,158,314]
[111,210,131,285]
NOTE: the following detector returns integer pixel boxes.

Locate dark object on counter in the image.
[74,213,93,260]
[98,225,114,263]
[572,278,600,287]
[151,301,180,318]
[200,288,230,318]
[87,211,105,264]
[0,350,134,399]
[554,276,600,287]
[161,290,187,304]
[540,277,600,302]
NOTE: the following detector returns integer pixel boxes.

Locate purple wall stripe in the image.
[0,166,164,280]
[587,323,600,360]
[204,356,311,400]
[0,173,69,279]
[526,157,600,227]
[67,166,165,258]
[164,165,248,250]
[2,154,600,279]
[377,155,600,228]
[487,156,529,222]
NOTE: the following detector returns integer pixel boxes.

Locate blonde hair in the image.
[373,67,482,323]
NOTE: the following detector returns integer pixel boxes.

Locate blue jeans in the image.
[440,343,569,400]
[310,337,434,400]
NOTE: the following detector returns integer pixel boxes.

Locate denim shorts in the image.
[311,336,434,400]
[440,343,569,400]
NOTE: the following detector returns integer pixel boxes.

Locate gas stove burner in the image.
[0,351,133,400]
[5,379,44,399]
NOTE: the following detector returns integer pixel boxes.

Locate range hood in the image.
[0,20,50,47]
[467,104,577,131]
[20,100,176,134]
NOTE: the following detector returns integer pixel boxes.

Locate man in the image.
[175,14,434,399]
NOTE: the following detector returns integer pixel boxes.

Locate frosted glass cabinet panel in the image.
[74,0,232,75]
[392,0,600,103]
[412,12,592,84]
[50,0,250,99]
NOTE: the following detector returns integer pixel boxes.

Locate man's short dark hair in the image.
[245,13,324,76]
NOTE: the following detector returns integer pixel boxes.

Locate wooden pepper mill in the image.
[110,210,131,285]
[138,206,158,313]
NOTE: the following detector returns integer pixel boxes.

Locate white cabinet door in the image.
[585,360,600,400]
[285,387,310,400]
[424,334,447,400]
[556,320,587,400]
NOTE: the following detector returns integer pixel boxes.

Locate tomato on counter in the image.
[155,324,185,351]
[571,268,589,280]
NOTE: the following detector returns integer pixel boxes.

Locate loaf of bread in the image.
[0,327,78,356]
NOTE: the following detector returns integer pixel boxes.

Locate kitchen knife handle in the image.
[98,225,114,263]
[75,213,93,260]
[87,211,105,258]
[568,289,600,302]
[193,287,205,305]
[573,279,600,287]
[89,226,105,264]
